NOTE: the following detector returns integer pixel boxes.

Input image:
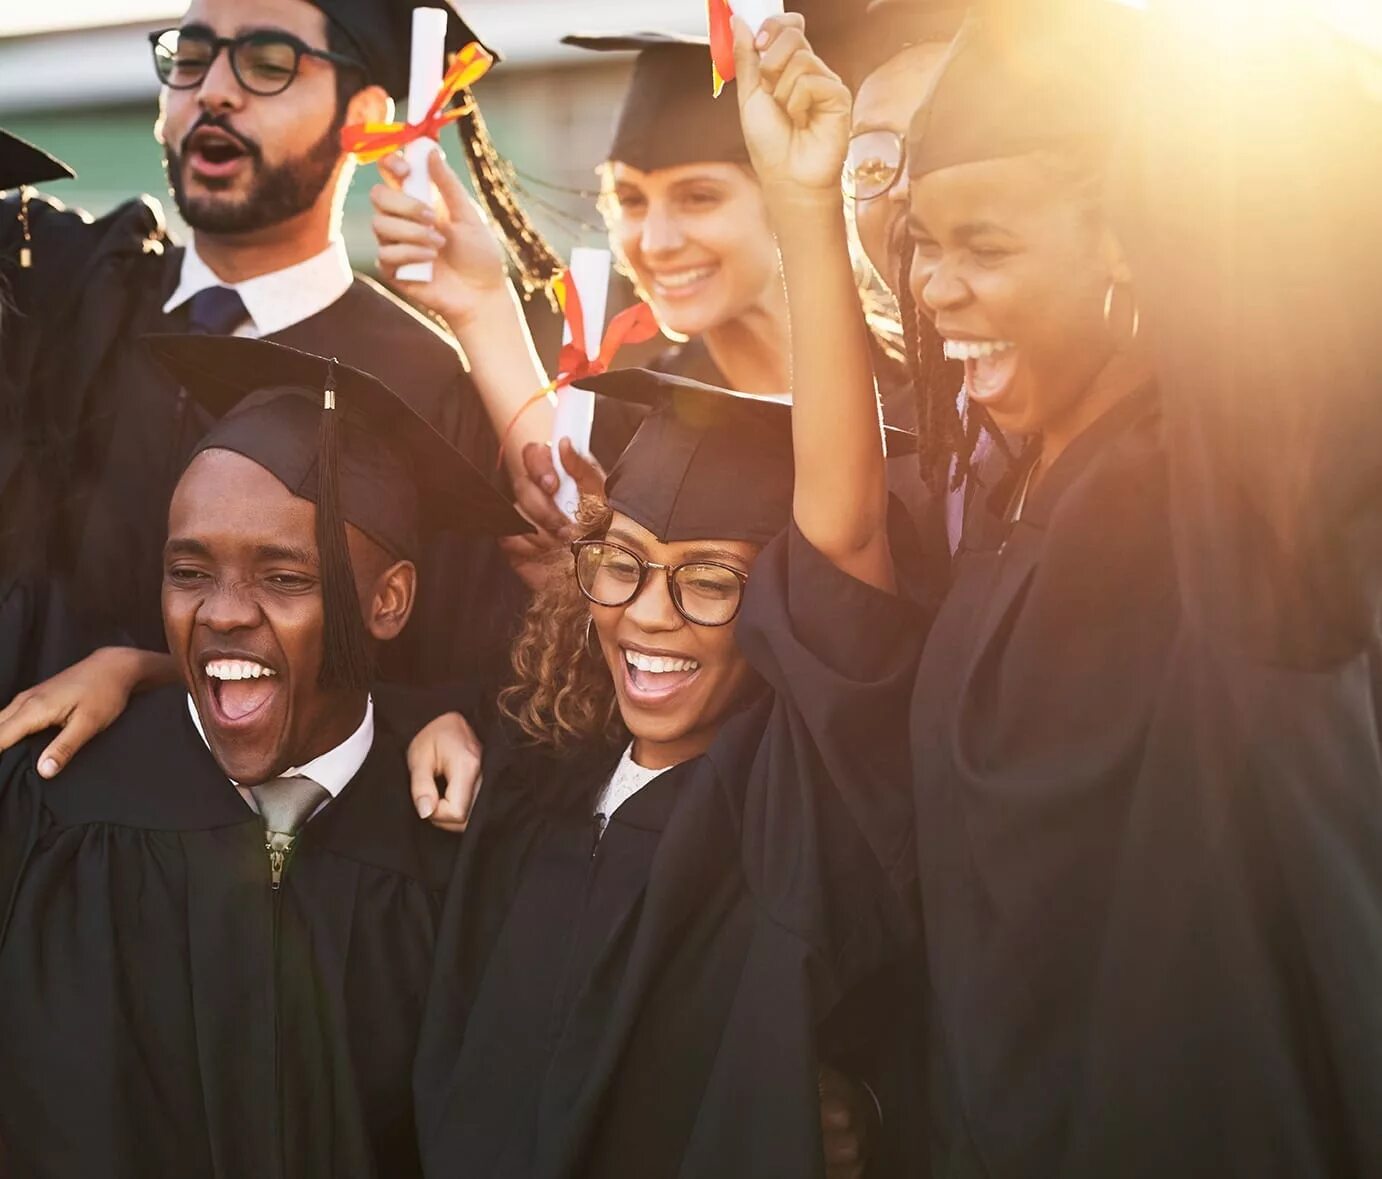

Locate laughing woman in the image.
[412,368,921,1178]
[737,5,1382,1175]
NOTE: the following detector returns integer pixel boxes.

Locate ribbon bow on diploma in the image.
[340,42,494,162]
[495,272,662,469]
[552,272,661,388]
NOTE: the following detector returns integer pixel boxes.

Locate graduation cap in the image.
[782,0,965,89]
[907,0,1140,181]
[0,128,75,192]
[312,0,498,99]
[561,32,751,172]
[576,368,913,546]
[145,334,529,690]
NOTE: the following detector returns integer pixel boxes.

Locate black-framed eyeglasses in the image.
[843,129,906,202]
[149,27,365,97]
[571,539,749,628]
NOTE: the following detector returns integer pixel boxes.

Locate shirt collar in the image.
[186,693,374,801]
[163,236,353,337]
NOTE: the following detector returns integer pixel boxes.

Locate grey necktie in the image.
[250,775,330,889]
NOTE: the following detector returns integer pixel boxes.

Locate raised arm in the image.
[733,16,893,592]
[372,149,554,491]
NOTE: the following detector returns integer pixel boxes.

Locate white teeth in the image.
[624,650,700,675]
[654,267,715,291]
[205,659,277,681]
[943,339,1016,362]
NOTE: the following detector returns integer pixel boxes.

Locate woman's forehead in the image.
[606,513,760,565]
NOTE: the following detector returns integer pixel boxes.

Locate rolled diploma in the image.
[397,7,450,283]
[552,247,611,517]
[732,0,785,35]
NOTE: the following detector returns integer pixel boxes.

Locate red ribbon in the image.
[340,42,494,163]
[707,0,736,95]
[552,271,661,388]
[494,271,662,471]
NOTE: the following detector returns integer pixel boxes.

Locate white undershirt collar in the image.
[163,236,353,338]
[187,693,374,818]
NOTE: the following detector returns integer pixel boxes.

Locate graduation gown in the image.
[0,193,523,690]
[0,685,458,1179]
[739,23,1382,1175]
[414,532,922,1179]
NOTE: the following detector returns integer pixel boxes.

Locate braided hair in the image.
[896,236,1009,493]
[454,93,564,301]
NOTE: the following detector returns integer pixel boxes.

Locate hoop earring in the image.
[584,615,596,653]
[1103,279,1141,344]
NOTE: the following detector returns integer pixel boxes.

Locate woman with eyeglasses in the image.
[408,365,920,1178]
[739,3,1382,1173]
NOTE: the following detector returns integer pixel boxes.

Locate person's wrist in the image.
[763,180,845,223]
[447,277,519,339]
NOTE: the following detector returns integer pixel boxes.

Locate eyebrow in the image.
[162,538,318,566]
[953,220,1017,242]
[605,530,747,568]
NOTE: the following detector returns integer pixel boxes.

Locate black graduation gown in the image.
[0,684,458,1179]
[0,193,523,690]
[414,532,922,1178]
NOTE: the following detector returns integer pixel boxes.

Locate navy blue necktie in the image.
[187,285,249,335]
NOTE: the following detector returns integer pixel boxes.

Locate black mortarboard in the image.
[907,0,1140,181]
[0,129,75,192]
[561,33,750,172]
[785,0,965,89]
[311,0,498,99]
[145,334,529,689]
[577,368,912,546]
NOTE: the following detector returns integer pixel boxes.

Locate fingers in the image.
[428,147,485,229]
[731,16,764,100]
[377,242,441,274]
[376,152,409,191]
[756,23,812,91]
[374,211,447,251]
[407,737,443,820]
[431,764,482,833]
[0,691,44,754]
[513,473,571,536]
[521,440,561,496]
[556,439,608,501]
[36,708,106,779]
[498,532,563,592]
[783,72,848,129]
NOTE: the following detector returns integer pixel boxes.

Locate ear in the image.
[364,559,417,642]
[344,84,391,131]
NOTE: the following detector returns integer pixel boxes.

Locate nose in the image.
[919,251,969,315]
[195,46,245,116]
[622,569,683,634]
[640,198,686,258]
[199,579,261,634]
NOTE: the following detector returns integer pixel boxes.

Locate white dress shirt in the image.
[163,236,354,338]
[187,693,375,819]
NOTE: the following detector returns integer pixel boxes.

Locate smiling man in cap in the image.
[0,333,528,1178]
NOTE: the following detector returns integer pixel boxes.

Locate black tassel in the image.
[454,90,563,303]
[315,363,371,691]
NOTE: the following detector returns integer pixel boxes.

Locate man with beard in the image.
[0,0,523,695]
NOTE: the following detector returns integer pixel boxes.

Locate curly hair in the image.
[498,497,628,751]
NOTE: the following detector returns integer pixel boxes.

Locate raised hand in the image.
[371,147,509,331]
[501,439,609,592]
[732,14,853,198]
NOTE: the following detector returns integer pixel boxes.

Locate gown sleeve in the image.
[1112,11,1382,667]
[734,523,930,997]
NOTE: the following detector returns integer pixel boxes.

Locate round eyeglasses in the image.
[572,539,749,628]
[149,27,364,98]
[843,129,907,202]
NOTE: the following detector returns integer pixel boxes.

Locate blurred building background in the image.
[0,1,708,355]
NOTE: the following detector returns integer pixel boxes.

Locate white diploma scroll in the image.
[397,7,450,283]
[733,0,785,35]
[552,247,612,517]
